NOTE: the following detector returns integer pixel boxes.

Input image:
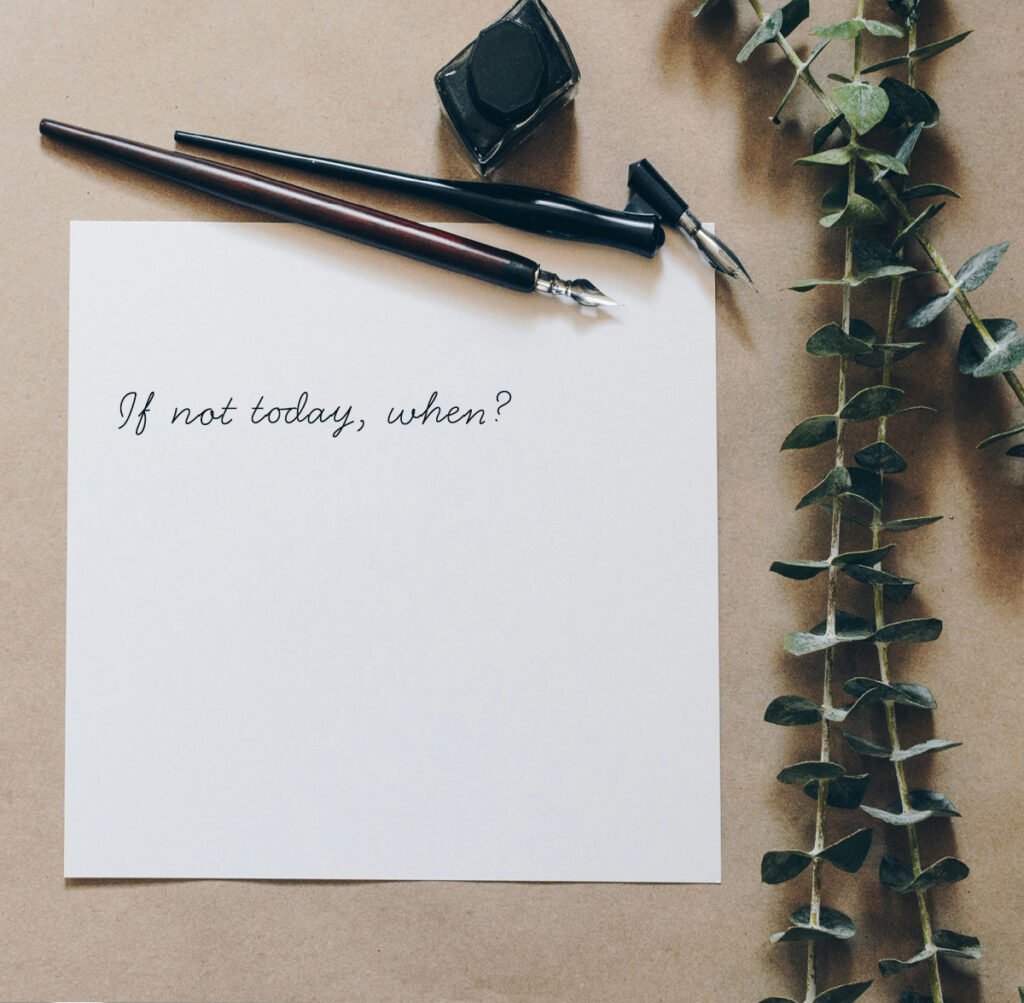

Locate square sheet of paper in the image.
[64,221,720,881]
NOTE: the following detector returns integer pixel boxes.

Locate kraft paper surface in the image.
[2,1,1022,1000]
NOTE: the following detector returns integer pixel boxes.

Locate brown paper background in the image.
[2,1,1022,1000]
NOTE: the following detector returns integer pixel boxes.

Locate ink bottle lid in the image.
[434,0,580,175]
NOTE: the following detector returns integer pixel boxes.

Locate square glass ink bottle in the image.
[434,0,581,175]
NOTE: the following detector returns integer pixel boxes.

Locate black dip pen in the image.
[39,120,619,308]
[627,158,756,288]
[174,129,664,257]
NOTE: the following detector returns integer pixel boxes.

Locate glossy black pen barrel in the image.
[173,130,664,256]
[39,119,540,293]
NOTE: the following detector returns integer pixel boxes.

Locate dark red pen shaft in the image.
[39,119,540,293]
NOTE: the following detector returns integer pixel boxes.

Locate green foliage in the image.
[879,930,981,976]
[688,1,1000,998]
[958,318,1024,378]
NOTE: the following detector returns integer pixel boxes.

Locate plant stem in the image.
[864,19,946,1002]
[870,276,946,1002]
[746,0,1024,411]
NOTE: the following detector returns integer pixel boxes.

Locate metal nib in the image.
[680,211,757,290]
[535,269,621,308]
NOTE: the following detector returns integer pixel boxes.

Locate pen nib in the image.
[535,270,621,308]
[690,225,757,290]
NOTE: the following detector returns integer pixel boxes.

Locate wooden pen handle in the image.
[39,119,540,293]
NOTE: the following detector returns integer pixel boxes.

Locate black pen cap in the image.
[627,159,688,226]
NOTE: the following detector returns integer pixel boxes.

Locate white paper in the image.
[65,220,720,881]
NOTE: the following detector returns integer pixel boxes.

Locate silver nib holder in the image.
[626,158,756,288]
[535,269,621,308]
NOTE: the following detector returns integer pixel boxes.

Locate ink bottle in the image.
[434,0,580,175]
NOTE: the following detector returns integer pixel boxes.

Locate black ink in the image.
[171,397,236,426]
[387,391,487,427]
[118,390,155,435]
[494,389,512,419]
[250,392,360,437]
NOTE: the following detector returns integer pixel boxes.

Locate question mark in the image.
[494,390,512,421]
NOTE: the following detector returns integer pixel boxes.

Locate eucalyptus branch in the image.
[741,0,1024,454]
[692,0,990,999]
[845,13,978,1001]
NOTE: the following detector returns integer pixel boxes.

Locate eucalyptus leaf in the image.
[777,760,848,785]
[861,18,904,37]
[932,928,981,958]
[790,277,844,292]
[852,264,915,284]
[853,234,900,271]
[771,905,856,943]
[795,146,856,168]
[814,983,873,1003]
[857,149,909,175]
[911,30,973,64]
[738,10,784,62]
[896,856,969,893]
[812,18,901,41]
[781,414,838,450]
[861,804,933,826]
[892,202,945,252]
[795,466,850,510]
[906,789,960,816]
[765,695,823,726]
[879,946,935,976]
[957,318,1024,378]
[806,320,875,357]
[810,20,863,40]
[865,790,961,824]
[855,341,926,368]
[878,515,942,532]
[892,738,961,761]
[822,191,886,229]
[880,78,939,128]
[691,0,723,15]
[840,564,917,603]
[779,0,810,37]
[901,183,960,200]
[861,54,909,74]
[840,385,904,421]
[854,441,907,473]
[872,617,942,643]
[761,849,813,884]
[956,241,1010,291]
[813,115,844,152]
[821,178,882,214]
[770,558,828,580]
[887,0,919,20]
[818,827,872,872]
[891,404,936,417]
[845,732,892,759]
[828,73,853,84]
[881,930,981,973]
[978,422,1024,449]
[892,121,926,167]
[831,545,893,567]
[784,610,874,655]
[833,82,889,134]
[878,853,914,891]
[902,288,957,328]
[804,773,869,810]
[1005,443,1024,457]
[844,677,935,709]
[846,467,884,508]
